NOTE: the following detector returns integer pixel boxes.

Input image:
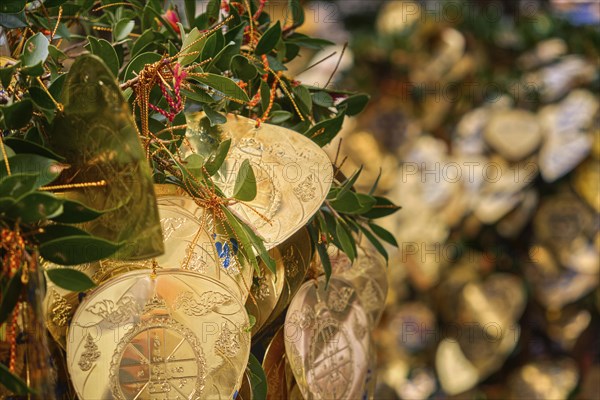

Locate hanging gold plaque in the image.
[184,113,333,250]
[66,270,250,399]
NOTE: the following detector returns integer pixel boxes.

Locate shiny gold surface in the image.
[284,276,371,400]
[66,269,250,399]
[183,113,333,250]
[262,327,288,400]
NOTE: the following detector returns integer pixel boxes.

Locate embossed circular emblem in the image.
[67,270,250,399]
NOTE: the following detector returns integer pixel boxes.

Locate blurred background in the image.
[272,0,599,398]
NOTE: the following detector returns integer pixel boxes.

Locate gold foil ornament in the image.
[49,55,163,260]
[328,247,388,328]
[284,276,371,400]
[508,359,579,399]
[262,327,288,400]
[66,270,250,399]
[484,109,542,162]
[183,113,333,250]
[261,228,313,331]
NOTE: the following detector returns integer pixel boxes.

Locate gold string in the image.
[51,6,63,41]
[36,77,64,112]
[0,136,11,175]
[39,180,107,191]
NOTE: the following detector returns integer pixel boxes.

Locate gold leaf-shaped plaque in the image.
[49,55,163,260]
[284,276,370,400]
[183,113,333,249]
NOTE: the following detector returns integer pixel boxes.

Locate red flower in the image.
[163,9,180,33]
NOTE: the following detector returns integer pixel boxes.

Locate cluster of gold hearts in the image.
[43,108,333,398]
[279,248,387,399]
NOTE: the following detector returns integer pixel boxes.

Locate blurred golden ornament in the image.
[376,1,421,36]
[572,158,600,212]
[284,276,370,400]
[527,245,598,310]
[525,56,597,102]
[67,269,250,400]
[508,359,579,400]
[261,228,313,331]
[183,113,333,250]
[533,191,595,251]
[435,338,479,396]
[547,306,591,350]
[517,38,568,69]
[484,109,542,162]
[497,189,539,238]
[538,90,598,182]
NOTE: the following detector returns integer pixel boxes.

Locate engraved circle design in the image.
[67,270,250,400]
[110,317,205,399]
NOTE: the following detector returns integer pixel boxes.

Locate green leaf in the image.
[189,73,250,102]
[293,85,312,115]
[312,91,334,108]
[21,33,49,70]
[204,139,231,176]
[179,27,208,66]
[369,222,398,247]
[131,29,157,57]
[0,154,63,187]
[357,224,388,262]
[29,86,56,110]
[114,19,135,42]
[0,268,23,324]
[34,224,90,243]
[338,93,370,116]
[247,354,267,400]
[184,0,196,26]
[304,112,345,147]
[0,0,25,13]
[88,37,120,77]
[223,208,274,274]
[203,106,227,126]
[45,268,96,291]
[0,11,27,29]
[268,110,292,124]
[329,191,363,214]
[2,137,65,161]
[354,193,377,214]
[255,21,281,55]
[0,173,37,199]
[181,87,215,103]
[124,52,162,80]
[247,313,256,330]
[0,99,33,130]
[6,192,63,222]
[230,55,258,81]
[335,222,356,261]
[233,159,257,201]
[288,0,305,27]
[0,63,16,88]
[48,44,67,61]
[40,236,122,265]
[337,166,362,199]
[51,199,104,223]
[286,33,333,49]
[0,361,34,395]
[363,197,401,219]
